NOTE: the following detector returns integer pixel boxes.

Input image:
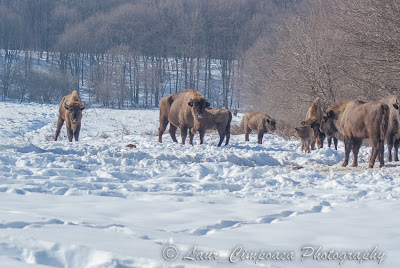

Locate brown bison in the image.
[158,93,180,143]
[190,108,232,146]
[379,95,400,161]
[244,112,276,144]
[322,100,389,168]
[303,97,338,150]
[295,125,314,153]
[167,89,210,144]
[54,90,85,142]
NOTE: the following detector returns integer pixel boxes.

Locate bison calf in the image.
[244,112,276,144]
[190,108,232,146]
[295,125,314,153]
[54,90,85,142]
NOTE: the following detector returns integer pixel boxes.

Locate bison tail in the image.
[380,104,389,142]
[226,111,232,135]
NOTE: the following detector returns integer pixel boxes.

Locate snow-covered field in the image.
[0,102,399,268]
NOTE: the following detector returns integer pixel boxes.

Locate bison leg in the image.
[245,128,250,141]
[317,131,325,149]
[217,126,225,147]
[369,141,380,168]
[386,134,394,162]
[379,141,385,168]
[342,139,353,167]
[199,129,206,145]
[54,117,64,141]
[73,126,80,142]
[257,130,264,144]
[351,139,362,167]
[394,139,400,162]
[333,137,338,150]
[158,117,169,143]
[188,128,194,145]
[169,124,178,143]
[311,138,316,150]
[225,129,230,146]
[180,126,188,145]
[67,128,73,142]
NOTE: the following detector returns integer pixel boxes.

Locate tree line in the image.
[243,0,400,129]
[0,0,298,108]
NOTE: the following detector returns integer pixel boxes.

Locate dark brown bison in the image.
[322,100,389,168]
[190,108,232,146]
[379,96,400,161]
[244,112,276,144]
[167,89,210,144]
[303,97,338,150]
[158,93,180,143]
[54,90,85,142]
[295,125,314,153]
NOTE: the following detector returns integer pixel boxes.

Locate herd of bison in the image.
[54,89,400,169]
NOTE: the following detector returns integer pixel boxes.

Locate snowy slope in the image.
[0,102,399,268]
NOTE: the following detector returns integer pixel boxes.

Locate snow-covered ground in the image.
[0,101,399,268]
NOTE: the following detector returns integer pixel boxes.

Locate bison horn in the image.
[81,101,86,109]
[396,97,400,105]
[64,100,69,110]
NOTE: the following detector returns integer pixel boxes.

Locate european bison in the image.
[158,93,180,143]
[303,97,324,149]
[54,90,85,142]
[167,89,210,144]
[303,97,338,150]
[295,125,314,153]
[190,108,232,146]
[379,96,400,162]
[244,112,276,144]
[322,100,389,168]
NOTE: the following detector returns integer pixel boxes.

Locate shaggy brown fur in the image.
[54,90,85,142]
[190,108,232,146]
[379,95,400,161]
[303,98,330,150]
[244,112,276,144]
[322,100,389,168]
[295,125,314,153]
[158,93,180,143]
[167,89,210,144]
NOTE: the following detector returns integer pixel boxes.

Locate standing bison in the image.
[303,97,338,150]
[164,89,210,144]
[295,125,314,153]
[190,108,232,146]
[379,96,400,161]
[54,90,85,142]
[244,112,276,144]
[322,100,388,168]
[158,92,180,143]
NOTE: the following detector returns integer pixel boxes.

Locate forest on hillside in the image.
[0,0,399,127]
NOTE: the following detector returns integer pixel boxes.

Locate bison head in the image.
[264,118,276,132]
[188,98,210,119]
[64,100,85,125]
[321,110,336,137]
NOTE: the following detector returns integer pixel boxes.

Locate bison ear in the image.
[327,110,334,118]
[188,101,193,107]
[393,103,399,110]
[64,101,69,110]
[81,101,86,110]
[301,121,307,126]
[205,101,210,107]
